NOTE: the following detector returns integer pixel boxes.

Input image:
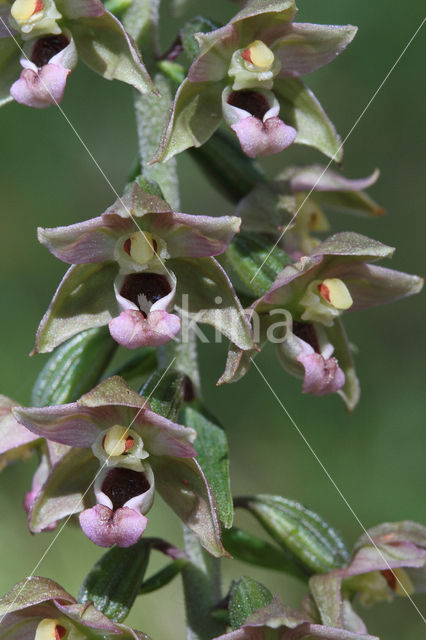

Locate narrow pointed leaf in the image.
[78,540,151,622]
[236,495,350,574]
[31,327,117,407]
[180,401,233,528]
[229,576,273,631]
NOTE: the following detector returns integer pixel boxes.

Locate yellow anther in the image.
[35,618,66,640]
[124,232,155,265]
[392,568,415,597]
[11,0,43,21]
[243,40,274,69]
[318,278,353,310]
[103,425,131,457]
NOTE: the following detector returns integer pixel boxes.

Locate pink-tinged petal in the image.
[37,215,126,264]
[355,521,426,551]
[11,63,70,109]
[79,504,148,547]
[24,453,58,532]
[13,403,123,447]
[274,23,357,77]
[134,408,196,458]
[283,165,380,194]
[232,115,296,158]
[0,577,75,615]
[298,352,345,396]
[0,396,40,468]
[58,0,104,18]
[344,542,426,578]
[109,309,181,349]
[325,263,423,311]
[148,210,241,258]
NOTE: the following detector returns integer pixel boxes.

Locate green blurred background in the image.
[0,0,424,637]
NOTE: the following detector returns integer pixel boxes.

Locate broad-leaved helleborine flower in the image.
[14,376,226,555]
[0,0,155,108]
[34,183,254,354]
[154,0,356,161]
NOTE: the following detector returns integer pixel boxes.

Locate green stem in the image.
[182,527,226,640]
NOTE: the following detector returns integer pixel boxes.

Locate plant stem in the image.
[182,527,226,640]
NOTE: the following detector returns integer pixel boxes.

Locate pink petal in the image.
[232,116,296,158]
[109,309,181,349]
[79,504,147,547]
[298,351,345,396]
[10,63,69,109]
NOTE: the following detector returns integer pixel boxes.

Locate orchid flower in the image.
[153,0,357,161]
[34,182,253,354]
[0,576,150,639]
[220,232,423,409]
[310,522,426,628]
[236,166,385,256]
[214,595,378,640]
[13,376,225,555]
[0,0,155,108]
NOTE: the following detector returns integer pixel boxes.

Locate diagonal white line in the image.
[0,16,173,281]
[250,16,426,283]
[250,357,426,624]
[0,357,176,622]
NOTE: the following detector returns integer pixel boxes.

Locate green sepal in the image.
[31,327,117,407]
[180,16,219,63]
[78,540,151,622]
[222,527,308,581]
[190,129,266,203]
[139,368,192,421]
[235,495,350,574]
[103,0,132,17]
[109,347,157,383]
[180,400,233,528]
[139,558,188,595]
[220,232,293,298]
[229,576,273,631]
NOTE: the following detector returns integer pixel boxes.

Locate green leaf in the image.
[78,540,151,622]
[139,368,191,421]
[236,494,350,574]
[31,327,117,407]
[190,129,266,203]
[180,401,233,528]
[67,11,156,94]
[170,256,255,351]
[229,576,273,631]
[220,232,293,298]
[275,77,343,162]
[222,527,308,581]
[139,558,188,595]
[34,262,118,354]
